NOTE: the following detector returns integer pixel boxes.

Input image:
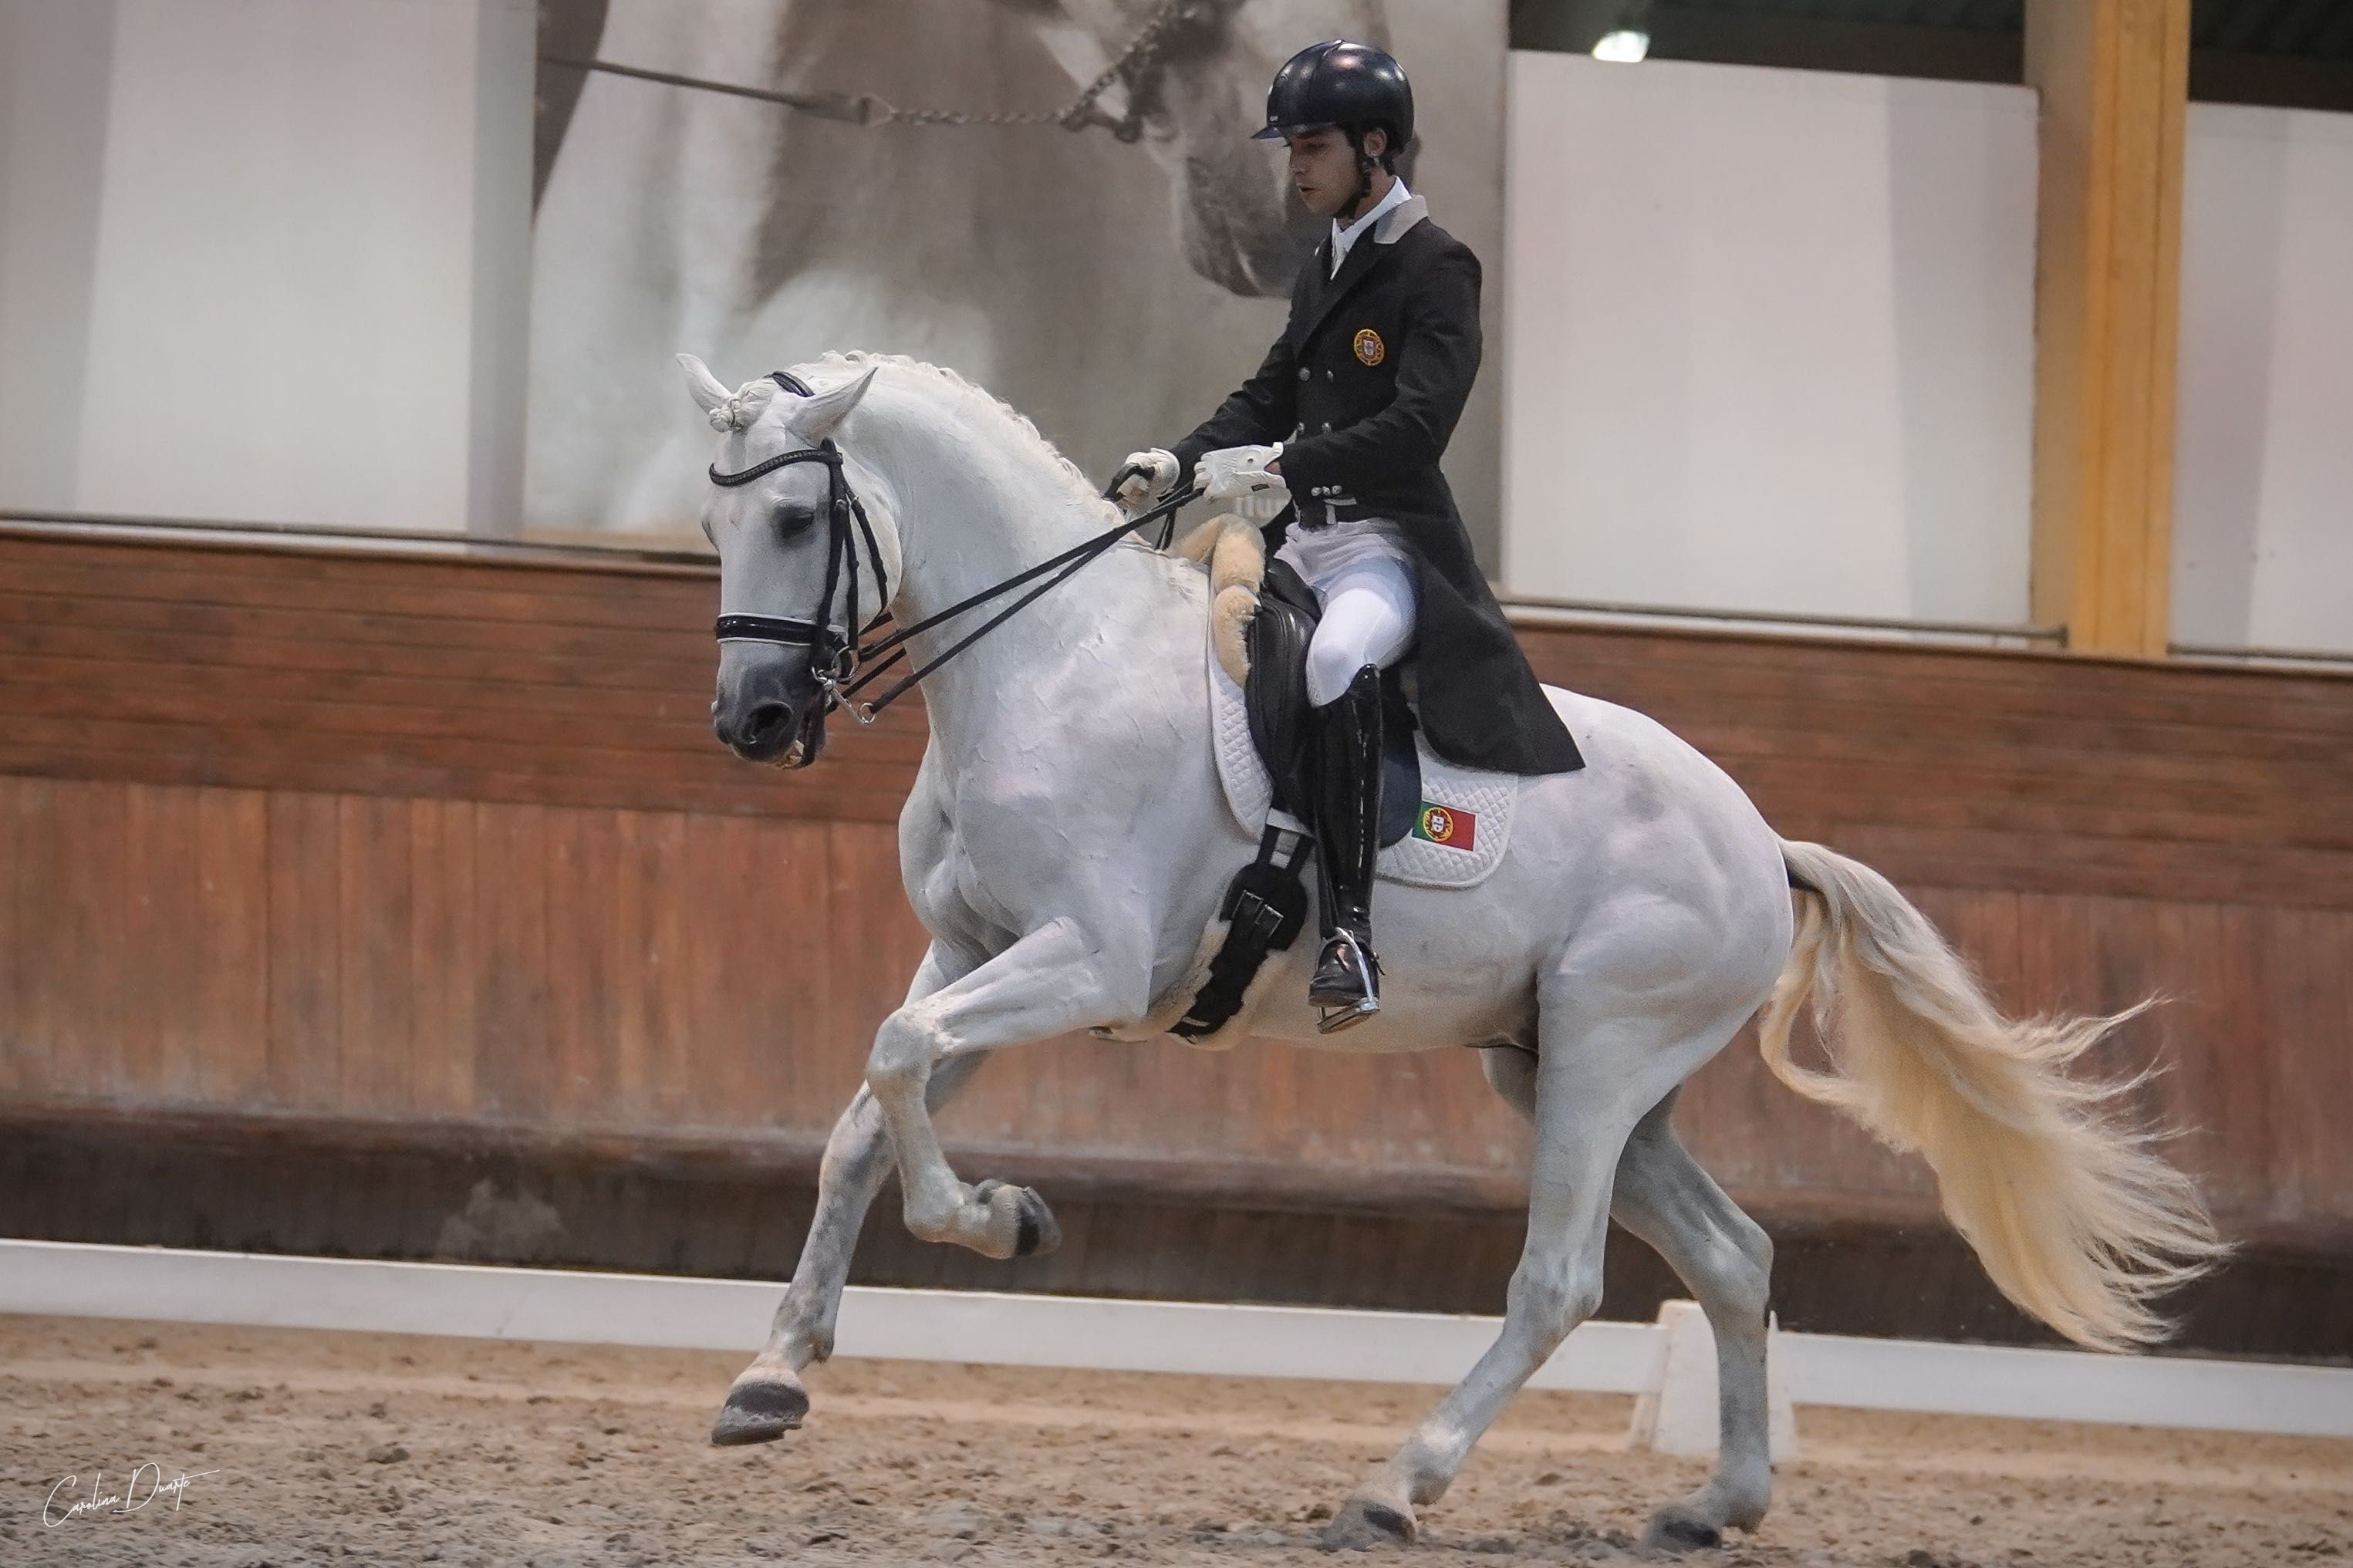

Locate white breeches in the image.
[1278,524,1419,708]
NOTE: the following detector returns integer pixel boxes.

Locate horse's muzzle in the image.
[714,693,828,768]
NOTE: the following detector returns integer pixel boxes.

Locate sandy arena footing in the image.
[3,1314,2348,1567]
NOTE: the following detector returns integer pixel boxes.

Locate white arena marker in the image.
[2,1241,2348,1441]
[1627,1300,1799,1462]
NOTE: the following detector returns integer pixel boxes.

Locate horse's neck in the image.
[858,394,1163,750]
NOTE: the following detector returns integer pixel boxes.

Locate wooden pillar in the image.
[2024,0,2189,657]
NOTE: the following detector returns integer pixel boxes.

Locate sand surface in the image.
[3,1313,2347,1567]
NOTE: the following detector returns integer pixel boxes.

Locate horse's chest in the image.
[919,781,1089,934]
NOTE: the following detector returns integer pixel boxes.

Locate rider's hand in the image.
[1116,449,1180,511]
[1197,443,1289,524]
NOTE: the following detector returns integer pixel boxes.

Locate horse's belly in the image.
[1244,880,1551,1054]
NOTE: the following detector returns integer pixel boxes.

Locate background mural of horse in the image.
[526,0,1399,534]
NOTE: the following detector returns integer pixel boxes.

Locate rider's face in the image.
[1284,126,1386,220]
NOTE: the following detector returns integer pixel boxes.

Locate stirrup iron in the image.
[1310,929,1382,1034]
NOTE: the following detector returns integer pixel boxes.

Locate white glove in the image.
[1196,443,1290,524]
[1115,448,1179,511]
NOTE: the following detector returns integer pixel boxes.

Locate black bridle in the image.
[708,370,1198,723]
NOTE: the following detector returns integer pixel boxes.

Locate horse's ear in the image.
[677,353,732,417]
[796,366,879,440]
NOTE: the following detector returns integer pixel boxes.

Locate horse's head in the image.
[681,353,890,769]
[1052,0,1387,296]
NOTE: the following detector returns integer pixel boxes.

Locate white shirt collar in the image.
[1329,178,1412,276]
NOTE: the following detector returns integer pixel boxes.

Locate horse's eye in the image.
[773,504,820,538]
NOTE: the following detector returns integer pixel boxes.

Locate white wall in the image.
[2174,103,2353,657]
[0,0,532,534]
[1501,52,2039,625]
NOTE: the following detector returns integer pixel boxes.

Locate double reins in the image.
[709,371,1197,724]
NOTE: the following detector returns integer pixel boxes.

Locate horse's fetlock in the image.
[1720,1466,1773,1529]
[901,1188,964,1243]
[1401,1462,1455,1509]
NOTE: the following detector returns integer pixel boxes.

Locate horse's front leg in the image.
[712,950,991,1446]
[867,915,1129,1259]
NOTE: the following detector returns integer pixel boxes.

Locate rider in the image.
[1121,39,1582,1032]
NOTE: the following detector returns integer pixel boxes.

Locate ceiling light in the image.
[1592,27,1649,63]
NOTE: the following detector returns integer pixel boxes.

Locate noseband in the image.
[709,370,1199,723]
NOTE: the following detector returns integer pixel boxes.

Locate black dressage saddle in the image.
[1170,560,1421,1041]
[1244,558,1422,848]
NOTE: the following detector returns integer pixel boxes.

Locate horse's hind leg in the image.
[1478,1059,1778,1549]
[1325,999,1744,1549]
[1612,1093,1777,1549]
[712,949,989,1446]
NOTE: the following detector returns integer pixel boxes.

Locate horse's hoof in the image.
[1318,1498,1416,1551]
[709,1374,809,1446]
[975,1179,1061,1258]
[1641,1506,1724,1553]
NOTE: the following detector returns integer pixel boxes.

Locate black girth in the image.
[709,369,1196,723]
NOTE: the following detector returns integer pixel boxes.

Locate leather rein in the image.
[708,370,1198,724]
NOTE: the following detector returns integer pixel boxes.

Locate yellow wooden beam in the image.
[2024,0,2189,657]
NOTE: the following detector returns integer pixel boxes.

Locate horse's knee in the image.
[864,1012,940,1103]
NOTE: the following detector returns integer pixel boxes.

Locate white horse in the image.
[679,352,2223,1550]
[529,0,1376,533]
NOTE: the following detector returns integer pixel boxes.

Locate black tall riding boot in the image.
[1308,663,1384,1033]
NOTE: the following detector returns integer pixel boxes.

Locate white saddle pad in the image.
[1207,630,1518,891]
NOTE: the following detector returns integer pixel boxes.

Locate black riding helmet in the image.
[1252,39,1413,161]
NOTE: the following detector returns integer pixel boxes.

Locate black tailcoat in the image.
[1171,197,1583,775]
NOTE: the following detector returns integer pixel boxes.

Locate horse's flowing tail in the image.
[1761,840,2227,1351]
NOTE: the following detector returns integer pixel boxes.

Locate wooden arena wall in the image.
[2,527,2348,1355]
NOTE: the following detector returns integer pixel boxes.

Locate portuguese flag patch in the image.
[1411,802,1477,852]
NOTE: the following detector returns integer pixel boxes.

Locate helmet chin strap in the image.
[1345,126,1376,219]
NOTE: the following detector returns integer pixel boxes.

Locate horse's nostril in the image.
[744,700,794,746]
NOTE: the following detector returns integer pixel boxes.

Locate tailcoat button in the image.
[1297,367,1311,382]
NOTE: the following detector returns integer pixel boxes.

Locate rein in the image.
[710,371,1198,724]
